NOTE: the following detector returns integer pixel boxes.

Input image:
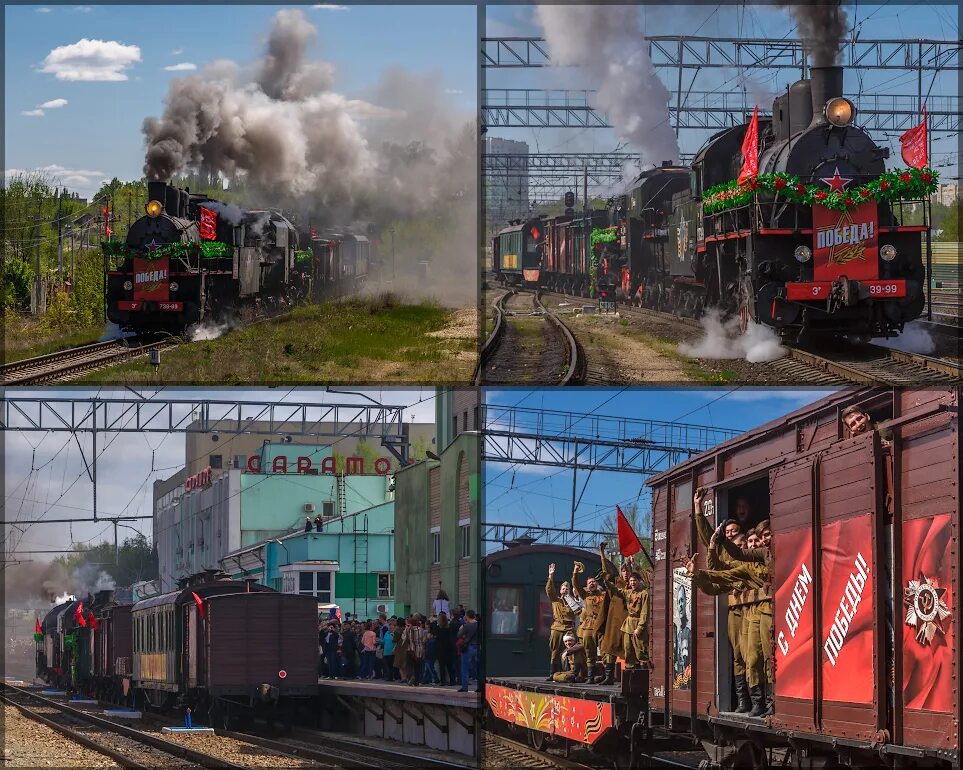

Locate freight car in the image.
[486,387,960,769]
[293,230,370,300]
[492,218,545,288]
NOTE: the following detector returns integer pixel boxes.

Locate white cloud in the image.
[35,7,52,13]
[21,109,45,117]
[313,4,349,10]
[72,6,93,11]
[163,62,197,72]
[38,98,68,109]
[170,47,184,56]
[40,39,141,81]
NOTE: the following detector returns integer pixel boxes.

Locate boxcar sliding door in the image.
[770,430,887,742]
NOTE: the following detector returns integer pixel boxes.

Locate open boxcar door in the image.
[770,430,887,742]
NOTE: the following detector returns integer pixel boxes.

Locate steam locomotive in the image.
[104,181,369,334]
[527,65,935,340]
[36,572,319,728]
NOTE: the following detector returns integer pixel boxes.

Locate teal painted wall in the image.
[239,473,391,546]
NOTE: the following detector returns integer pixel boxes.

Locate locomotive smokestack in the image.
[147,181,170,213]
[809,66,844,127]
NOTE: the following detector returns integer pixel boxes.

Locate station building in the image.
[153,439,401,595]
[393,390,481,616]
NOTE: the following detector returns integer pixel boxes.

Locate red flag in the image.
[737,105,760,186]
[87,611,98,631]
[616,505,643,558]
[199,207,218,240]
[900,106,928,169]
[191,591,206,620]
[35,618,42,635]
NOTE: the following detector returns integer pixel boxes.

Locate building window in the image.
[322,501,334,517]
[452,415,458,437]
[297,571,332,602]
[473,406,479,431]
[462,411,468,434]
[461,524,470,559]
[432,532,441,564]
[233,455,246,469]
[377,573,394,598]
[209,454,223,469]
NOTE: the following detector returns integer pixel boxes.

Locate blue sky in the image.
[4,4,477,196]
[483,387,835,544]
[485,4,959,190]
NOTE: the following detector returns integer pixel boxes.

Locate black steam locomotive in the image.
[104,182,369,334]
[36,572,319,728]
[529,65,936,340]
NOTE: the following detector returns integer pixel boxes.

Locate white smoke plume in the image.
[679,309,787,363]
[873,321,937,355]
[534,5,680,165]
[142,8,476,305]
[188,319,234,342]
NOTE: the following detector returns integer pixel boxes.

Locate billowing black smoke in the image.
[778,1,849,67]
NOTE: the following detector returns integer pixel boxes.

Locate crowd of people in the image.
[317,591,481,693]
[544,543,652,685]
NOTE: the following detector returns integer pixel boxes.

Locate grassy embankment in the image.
[81,295,477,384]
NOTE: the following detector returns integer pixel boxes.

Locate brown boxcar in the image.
[201,591,318,700]
[646,387,959,768]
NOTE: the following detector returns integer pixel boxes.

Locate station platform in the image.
[316,678,480,757]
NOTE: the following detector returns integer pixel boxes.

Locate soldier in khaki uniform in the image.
[571,559,607,682]
[552,632,588,683]
[545,563,577,680]
[598,545,633,685]
[605,564,650,670]
[693,487,751,713]
[689,521,773,717]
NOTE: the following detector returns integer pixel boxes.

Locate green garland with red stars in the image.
[702,167,938,214]
[101,240,232,261]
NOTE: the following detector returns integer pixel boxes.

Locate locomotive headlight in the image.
[794,245,812,263]
[825,97,856,127]
[169,282,179,292]
[880,244,897,261]
[123,280,133,291]
[145,200,163,218]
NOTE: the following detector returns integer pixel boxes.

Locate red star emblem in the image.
[820,167,852,193]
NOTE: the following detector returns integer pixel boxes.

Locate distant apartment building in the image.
[484,137,530,228]
[934,183,960,207]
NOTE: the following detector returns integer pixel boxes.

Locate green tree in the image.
[936,200,961,242]
[53,532,158,589]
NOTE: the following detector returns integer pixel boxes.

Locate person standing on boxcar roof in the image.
[304,516,313,533]
[605,563,650,672]
[545,563,578,681]
[693,486,751,714]
[314,514,323,532]
[598,547,632,685]
[571,557,607,684]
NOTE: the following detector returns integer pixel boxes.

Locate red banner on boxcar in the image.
[485,684,614,745]
[774,527,815,700]
[902,512,954,713]
[820,514,874,704]
[132,257,170,302]
[812,201,879,282]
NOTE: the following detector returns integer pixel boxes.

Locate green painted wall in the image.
[394,461,430,616]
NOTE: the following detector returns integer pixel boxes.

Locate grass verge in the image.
[80,296,477,384]
[4,318,106,363]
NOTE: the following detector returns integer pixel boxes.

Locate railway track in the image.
[543,290,960,386]
[0,684,243,769]
[2,337,179,385]
[479,290,584,385]
[482,732,596,770]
